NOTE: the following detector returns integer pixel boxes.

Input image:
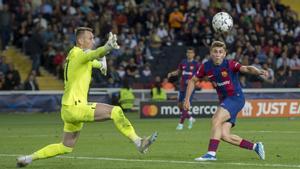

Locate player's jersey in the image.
[196,59,243,101]
[61,46,107,105]
[178,59,199,91]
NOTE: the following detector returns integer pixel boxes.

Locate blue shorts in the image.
[178,90,195,103]
[220,94,245,126]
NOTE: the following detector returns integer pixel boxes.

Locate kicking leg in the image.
[221,122,265,160]
[94,103,158,153]
[221,122,243,145]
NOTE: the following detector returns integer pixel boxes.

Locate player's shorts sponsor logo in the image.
[142,105,158,117]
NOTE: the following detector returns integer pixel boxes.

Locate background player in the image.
[168,47,199,130]
[184,41,266,161]
[16,27,158,167]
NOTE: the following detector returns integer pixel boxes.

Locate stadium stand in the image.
[0,0,299,90]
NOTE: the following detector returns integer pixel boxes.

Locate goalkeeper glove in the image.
[99,56,107,76]
[104,32,120,51]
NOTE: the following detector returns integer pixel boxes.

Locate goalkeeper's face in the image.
[81,31,95,50]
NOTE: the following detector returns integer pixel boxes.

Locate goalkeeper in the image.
[17,27,158,167]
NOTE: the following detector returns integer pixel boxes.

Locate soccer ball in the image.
[212,12,233,33]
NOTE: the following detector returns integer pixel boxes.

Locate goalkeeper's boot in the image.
[138,132,158,154]
[16,155,32,168]
[99,56,107,76]
[254,142,265,160]
[194,153,217,161]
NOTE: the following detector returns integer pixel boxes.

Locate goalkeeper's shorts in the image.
[61,102,97,132]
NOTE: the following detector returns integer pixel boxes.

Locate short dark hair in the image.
[187,47,195,52]
[75,27,93,37]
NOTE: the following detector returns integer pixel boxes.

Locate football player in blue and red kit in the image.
[168,47,200,130]
[184,41,266,161]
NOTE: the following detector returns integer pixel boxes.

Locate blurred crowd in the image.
[0,55,39,90]
[0,0,299,90]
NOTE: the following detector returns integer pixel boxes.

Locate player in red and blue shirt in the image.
[184,41,267,161]
[168,47,200,130]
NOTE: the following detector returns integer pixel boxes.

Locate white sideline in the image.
[1,153,300,168]
[236,130,300,134]
[4,130,300,138]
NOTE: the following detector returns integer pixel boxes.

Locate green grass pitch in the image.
[0,113,299,169]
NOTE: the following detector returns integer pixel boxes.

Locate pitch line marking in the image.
[1,154,300,168]
[3,130,300,138]
[236,130,300,134]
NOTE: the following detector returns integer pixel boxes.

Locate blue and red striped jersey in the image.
[178,59,199,91]
[196,59,243,101]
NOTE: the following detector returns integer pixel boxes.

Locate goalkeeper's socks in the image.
[111,106,141,142]
[31,143,73,160]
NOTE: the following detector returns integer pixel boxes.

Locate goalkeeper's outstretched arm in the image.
[82,32,120,62]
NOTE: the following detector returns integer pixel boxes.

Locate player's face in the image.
[210,47,226,65]
[82,31,95,49]
[186,50,195,60]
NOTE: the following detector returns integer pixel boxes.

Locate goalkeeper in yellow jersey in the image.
[16,27,158,168]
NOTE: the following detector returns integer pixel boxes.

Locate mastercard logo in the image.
[142,105,158,117]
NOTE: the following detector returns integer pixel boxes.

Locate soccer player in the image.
[16,27,158,167]
[184,41,266,161]
[167,47,199,130]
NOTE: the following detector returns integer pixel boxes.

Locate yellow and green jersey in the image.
[61,46,108,105]
[152,88,167,101]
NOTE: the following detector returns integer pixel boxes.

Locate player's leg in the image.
[219,96,265,159]
[94,103,158,153]
[32,132,79,160]
[187,91,196,129]
[221,122,242,145]
[17,105,85,167]
[176,102,185,130]
[16,131,79,168]
[195,96,245,161]
[179,101,195,129]
[177,91,192,130]
[194,107,230,161]
[221,122,265,160]
[94,103,139,140]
